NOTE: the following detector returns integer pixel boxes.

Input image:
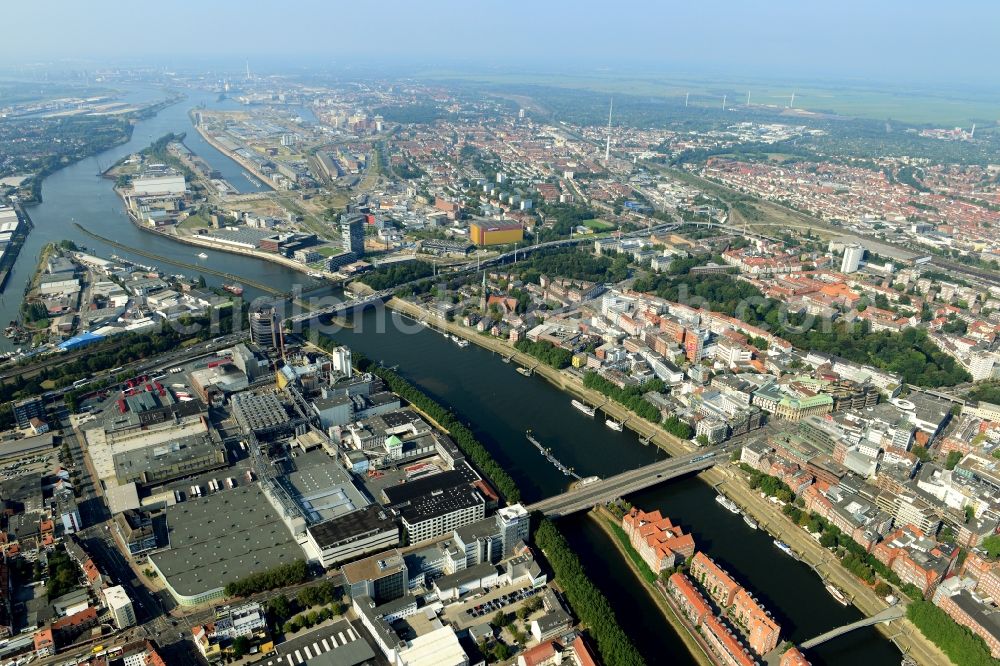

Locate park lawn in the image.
[583,218,615,231]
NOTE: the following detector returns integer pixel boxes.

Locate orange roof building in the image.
[690,552,741,607]
[732,588,781,655]
[667,572,711,627]
[780,647,811,666]
[622,507,696,572]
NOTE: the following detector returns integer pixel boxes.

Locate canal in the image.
[330,308,901,666]
[0,86,312,348]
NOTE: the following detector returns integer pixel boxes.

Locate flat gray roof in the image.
[278,450,369,523]
[149,484,301,597]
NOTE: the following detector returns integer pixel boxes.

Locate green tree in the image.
[945,450,963,470]
[232,636,251,658]
[982,535,1000,558]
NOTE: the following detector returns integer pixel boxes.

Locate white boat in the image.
[197,252,208,259]
[456,339,469,348]
[825,583,849,606]
[605,419,623,431]
[571,399,596,416]
[743,514,759,530]
[715,494,740,514]
[450,334,461,343]
[773,540,799,560]
[516,367,532,376]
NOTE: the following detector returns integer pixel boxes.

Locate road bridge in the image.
[527,446,730,518]
[800,605,905,649]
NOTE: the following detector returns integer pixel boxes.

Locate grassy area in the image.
[178,211,211,231]
[314,245,346,257]
[602,513,657,585]
[583,218,615,231]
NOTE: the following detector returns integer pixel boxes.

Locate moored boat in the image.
[715,494,740,514]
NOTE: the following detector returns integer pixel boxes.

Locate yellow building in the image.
[469,221,523,246]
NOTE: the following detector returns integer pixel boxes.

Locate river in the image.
[0,86,311,348]
[10,87,900,665]
[328,308,902,666]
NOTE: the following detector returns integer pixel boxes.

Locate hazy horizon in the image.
[3,1,999,87]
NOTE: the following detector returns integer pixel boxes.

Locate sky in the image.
[3,1,998,85]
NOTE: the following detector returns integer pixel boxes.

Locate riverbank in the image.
[386,297,693,458]
[385,296,951,666]
[110,169,344,282]
[0,202,34,294]
[711,468,951,666]
[589,506,715,666]
[191,118,280,190]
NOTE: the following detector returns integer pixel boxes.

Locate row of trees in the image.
[224,560,309,598]
[739,464,795,503]
[582,372,668,426]
[780,502,921,598]
[662,415,694,440]
[358,260,435,290]
[534,519,645,666]
[515,247,629,284]
[514,339,572,369]
[906,601,996,666]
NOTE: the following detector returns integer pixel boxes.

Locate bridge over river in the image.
[527,446,733,518]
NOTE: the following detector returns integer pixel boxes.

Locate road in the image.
[528,447,731,517]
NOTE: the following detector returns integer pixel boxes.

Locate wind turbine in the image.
[789,92,796,109]
[722,95,727,110]
[746,91,751,106]
[684,92,689,108]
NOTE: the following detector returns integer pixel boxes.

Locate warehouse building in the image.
[469,221,523,246]
[149,485,302,606]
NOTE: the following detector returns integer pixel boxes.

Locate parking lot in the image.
[442,583,540,629]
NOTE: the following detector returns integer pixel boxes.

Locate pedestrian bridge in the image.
[527,447,730,518]
[800,605,905,649]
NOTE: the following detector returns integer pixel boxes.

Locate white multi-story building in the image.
[841,244,865,273]
[400,489,485,544]
[104,585,136,629]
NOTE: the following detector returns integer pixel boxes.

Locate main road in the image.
[528,446,732,517]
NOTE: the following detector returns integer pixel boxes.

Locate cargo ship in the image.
[571,399,596,416]
[223,283,244,296]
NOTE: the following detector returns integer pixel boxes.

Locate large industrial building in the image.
[469,221,523,246]
[148,485,303,606]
